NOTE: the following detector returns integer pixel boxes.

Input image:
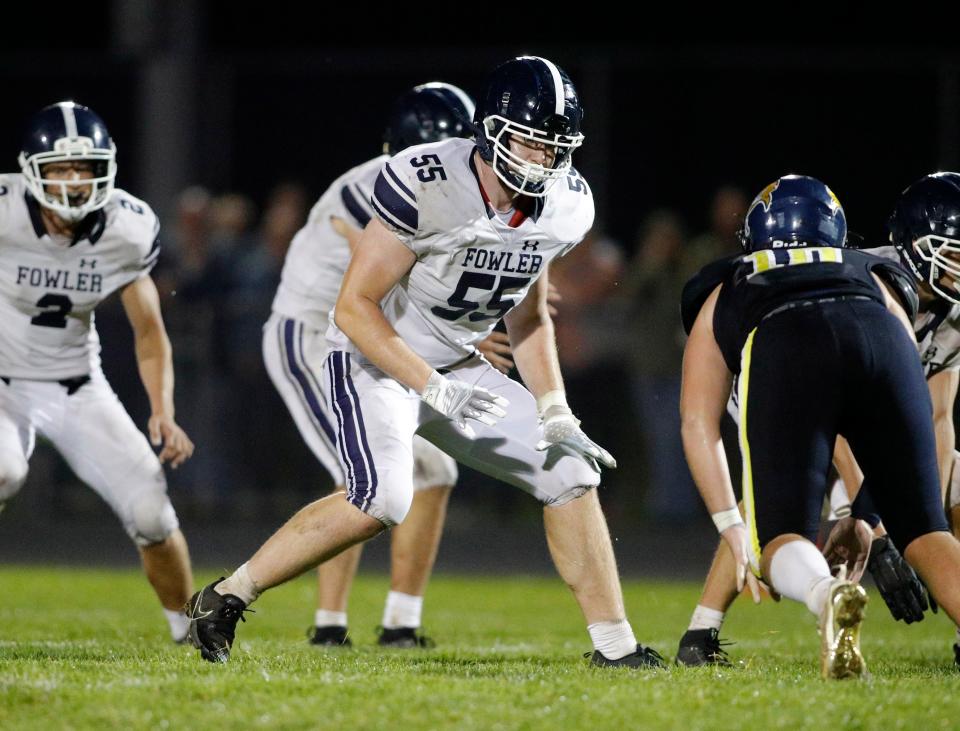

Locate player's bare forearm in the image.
[929,369,959,497]
[504,273,563,398]
[680,286,737,514]
[334,294,434,393]
[334,218,432,393]
[832,435,863,503]
[135,331,175,417]
[121,276,175,417]
[681,416,736,514]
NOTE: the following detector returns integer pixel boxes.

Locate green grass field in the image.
[1,567,959,730]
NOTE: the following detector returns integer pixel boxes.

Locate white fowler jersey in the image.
[868,245,960,377]
[327,137,594,368]
[0,174,160,379]
[272,154,386,331]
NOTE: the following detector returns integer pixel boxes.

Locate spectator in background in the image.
[621,211,701,523]
[220,183,309,499]
[550,232,634,514]
[682,185,747,280]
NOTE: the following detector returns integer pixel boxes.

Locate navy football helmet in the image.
[740,175,847,251]
[888,172,960,304]
[18,101,116,222]
[475,56,584,197]
[383,82,475,155]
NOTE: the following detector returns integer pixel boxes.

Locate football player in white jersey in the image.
[265,82,512,648]
[676,172,960,669]
[0,102,195,642]
[189,57,664,668]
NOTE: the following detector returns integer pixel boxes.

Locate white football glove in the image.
[421,370,509,437]
[535,401,616,472]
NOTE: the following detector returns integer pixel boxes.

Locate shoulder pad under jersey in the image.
[870,258,920,322]
[680,255,739,334]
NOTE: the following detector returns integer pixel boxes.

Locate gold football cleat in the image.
[819,579,868,680]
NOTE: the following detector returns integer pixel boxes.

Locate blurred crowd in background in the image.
[24,179,747,533]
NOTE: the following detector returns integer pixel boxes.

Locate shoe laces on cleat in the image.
[185,580,253,663]
[676,628,733,667]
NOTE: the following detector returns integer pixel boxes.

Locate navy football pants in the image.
[738,298,948,556]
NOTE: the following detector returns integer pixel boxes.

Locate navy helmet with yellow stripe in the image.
[740,175,847,252]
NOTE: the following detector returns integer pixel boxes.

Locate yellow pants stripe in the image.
[738,327,763,576]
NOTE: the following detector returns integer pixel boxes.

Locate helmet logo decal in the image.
[500,92,511,114]
[826,187,841,212]
[754,180,780,213]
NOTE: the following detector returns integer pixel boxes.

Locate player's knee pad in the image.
[127,489,180,547]
[538,455,601,507]
[354,482,413,528]
[0,452,28,502]
[545,483,594,507]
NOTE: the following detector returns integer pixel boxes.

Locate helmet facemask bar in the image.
[915,234,960,304]
[19,139,116,222]
[484,115,583,197]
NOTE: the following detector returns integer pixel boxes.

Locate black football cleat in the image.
[675,628,733,667]
[376,626,435,648]
[185,579,249,663]
[307,625,352,647]
[588,644,665,669]
[953,643,960,668]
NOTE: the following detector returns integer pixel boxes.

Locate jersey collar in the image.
[468,150,543,227]
[24,191,107,246]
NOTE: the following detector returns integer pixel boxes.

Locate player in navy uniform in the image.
[679,175,960,678]
[0,102,195,642]
[187,57,663,668]
[676,173,960,669]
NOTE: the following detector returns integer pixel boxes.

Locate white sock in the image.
[215,563,261,606]
[768,539,834,616]
[164,608,189,642]
[587,619,637,660]
[315,609,347,628]
[382,591,423,629]
[688,605,725,631]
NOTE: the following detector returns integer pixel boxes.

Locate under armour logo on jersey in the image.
[521,241,539,251]
[79,258,97,269]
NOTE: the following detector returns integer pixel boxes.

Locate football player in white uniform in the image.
[189,57,663,668]
[676,172,960,668]
[265,82,513,648]
[0,102,195,642]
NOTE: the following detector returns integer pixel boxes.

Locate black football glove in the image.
[867,535,930,624]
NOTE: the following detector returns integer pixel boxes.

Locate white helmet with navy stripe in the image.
[475,56,584,197]
[18,101,117,223]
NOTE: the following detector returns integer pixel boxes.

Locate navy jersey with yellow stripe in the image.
[681,247,917,374]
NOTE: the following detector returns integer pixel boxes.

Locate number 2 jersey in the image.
[0,174,160,379]
[680,246,918,374]
[326,137,594,368]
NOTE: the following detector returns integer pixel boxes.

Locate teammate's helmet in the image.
[474,56,584,198]
[18,101,117,223]
[888,172,960,304]
[740,175,847,251]
[383,82,476,155]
